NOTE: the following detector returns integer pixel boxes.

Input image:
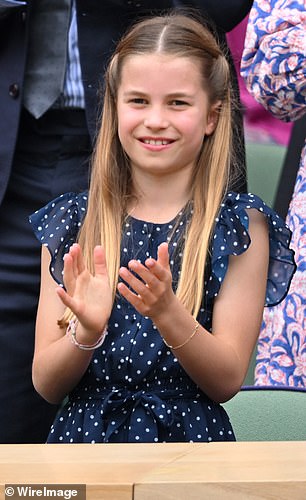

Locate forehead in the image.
[118,53,204,92]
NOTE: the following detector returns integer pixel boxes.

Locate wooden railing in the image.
[0,441,306,499]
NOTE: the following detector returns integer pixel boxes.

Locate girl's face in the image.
[116,53,218,180]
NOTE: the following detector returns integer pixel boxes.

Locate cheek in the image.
[182,121,206,151]
[117,120,131,150]
[117,114,139,157]
[117,113,139,144]
[180,116,207,158]
[181,111,208,138]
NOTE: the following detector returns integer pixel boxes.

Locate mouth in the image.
[140,138,175,146]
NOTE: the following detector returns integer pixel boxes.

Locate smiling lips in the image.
[140,138,175,146]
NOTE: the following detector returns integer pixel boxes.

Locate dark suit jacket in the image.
[0,0,252,204]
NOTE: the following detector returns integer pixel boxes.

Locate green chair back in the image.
[223,387,306,441]
[246,142,287,206]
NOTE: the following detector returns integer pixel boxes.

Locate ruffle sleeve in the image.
[29,191,88,285]
[209,192,296,307]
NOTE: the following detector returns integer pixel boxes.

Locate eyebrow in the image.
[122,90,194,99]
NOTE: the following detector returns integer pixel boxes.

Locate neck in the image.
[129,170,192,223]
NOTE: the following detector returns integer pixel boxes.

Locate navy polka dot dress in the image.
[30,191,295,443]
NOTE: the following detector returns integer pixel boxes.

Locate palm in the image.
[58,244,112,333]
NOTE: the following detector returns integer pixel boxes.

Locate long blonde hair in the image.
[62,11,240,326]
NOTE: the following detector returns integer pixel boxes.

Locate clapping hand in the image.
[118,242,176,321]
[56,243,112,334]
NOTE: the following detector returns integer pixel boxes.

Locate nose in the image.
[143,105,169,130]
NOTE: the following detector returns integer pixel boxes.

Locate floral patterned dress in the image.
[30,191,295,443]
[241,0,306,387]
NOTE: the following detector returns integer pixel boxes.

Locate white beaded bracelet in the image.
[66,319,107,350]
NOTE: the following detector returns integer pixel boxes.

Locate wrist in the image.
[66,319,108,350]
[153,298,201,351]
[151,295,181,329]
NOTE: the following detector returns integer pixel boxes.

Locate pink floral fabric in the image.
[241,0,306,387]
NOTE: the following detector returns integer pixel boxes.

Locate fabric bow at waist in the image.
[69,386,201,442]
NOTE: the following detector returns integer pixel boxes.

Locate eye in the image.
[129,97,147,105]
[169,99,189,107]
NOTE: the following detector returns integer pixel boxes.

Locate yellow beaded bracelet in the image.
[163,320,199,350]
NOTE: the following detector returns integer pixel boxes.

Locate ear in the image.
[205,100,221,136]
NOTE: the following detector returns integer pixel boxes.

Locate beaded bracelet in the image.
[163,320,200,350]
[66,319,107,351]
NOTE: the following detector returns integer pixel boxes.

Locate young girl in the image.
[30,11,295,443]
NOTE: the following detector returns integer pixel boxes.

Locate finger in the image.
[67,244,80,279]
[62,253,76,291]
[119,266,153,301]
[117,281,146,312]
[157,242,170,268]
[56,285,77,312]
[74,243,86,274]
[93,245,108,279]
[145,244,171,281]
[127,259,159,289]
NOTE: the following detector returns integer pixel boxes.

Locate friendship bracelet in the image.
[67,319,107,351]
[163,320,200,350]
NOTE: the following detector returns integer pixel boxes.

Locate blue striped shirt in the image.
[56,0,85,109]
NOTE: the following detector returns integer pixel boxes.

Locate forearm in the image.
[33,243,112,404]
[32,331,95,405]
[153,299,244,403]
